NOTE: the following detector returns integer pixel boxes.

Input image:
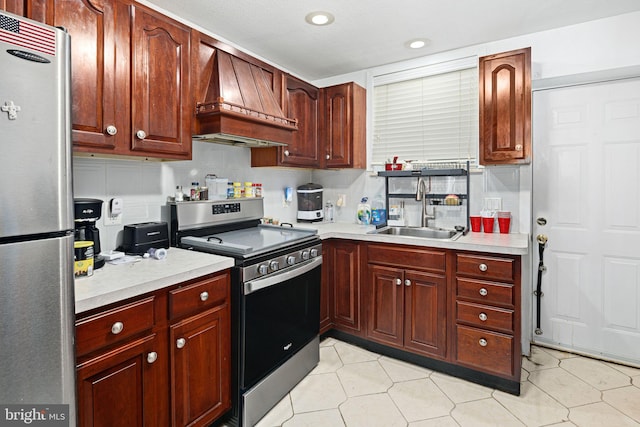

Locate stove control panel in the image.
[212,203,241,215]
[242,242,322,282]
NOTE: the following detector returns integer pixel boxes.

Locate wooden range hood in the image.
[193,50,298,147]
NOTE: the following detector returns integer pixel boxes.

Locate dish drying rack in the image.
[378,161,470,230]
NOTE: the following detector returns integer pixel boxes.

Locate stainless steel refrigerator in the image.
[0,11,76,424]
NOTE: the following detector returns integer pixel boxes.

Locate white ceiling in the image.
[146,0,640,81]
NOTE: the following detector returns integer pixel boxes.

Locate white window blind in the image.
[372,65,478,165]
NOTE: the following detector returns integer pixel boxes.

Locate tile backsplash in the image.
[73,141,528,253]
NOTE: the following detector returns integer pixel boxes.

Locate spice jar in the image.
[254,183,263,197]
[244,181,254,198]
[233,182,242,198]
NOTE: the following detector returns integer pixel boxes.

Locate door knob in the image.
[537,234,548,244]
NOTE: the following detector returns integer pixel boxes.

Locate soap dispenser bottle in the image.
[356,197,372,225]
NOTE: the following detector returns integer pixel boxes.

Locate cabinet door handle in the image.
[106,125,117,135]
[111,321,124,335]
[478,263,488,272]
[404,279,411,287]
[325,154,330,160]
[176,338,186,349]
[479,287,488,296]
[479,312,488,321]
[284,150,290,156]
[146,351,158,364]
[395,278,401,286]
[478,338,488,347]
[200,291,209,302]
[136,129,146,140]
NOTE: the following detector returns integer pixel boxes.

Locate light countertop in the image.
[74,248,234,314]
[75,223,528,314]
[305,222,530,255]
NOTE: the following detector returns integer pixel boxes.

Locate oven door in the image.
[241,256,321,389]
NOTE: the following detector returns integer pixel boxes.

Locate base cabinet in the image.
[453,252,521,381]
[323,240,522,394]
[76,333,165,427]
[75,271,231,427]
[321,240,363,335]
[367,244,447,359]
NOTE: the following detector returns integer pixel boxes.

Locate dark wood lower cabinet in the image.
[326,240,363,334]
[75,271,231,427]
[76,333,166,427]
[170,306,230,427]
[367,250,447,359]
[323,240,522,395]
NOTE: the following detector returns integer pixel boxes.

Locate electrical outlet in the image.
[104,197,123,225]
[484,197,502,211]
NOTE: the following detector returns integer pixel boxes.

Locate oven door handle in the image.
[244,256,322,295]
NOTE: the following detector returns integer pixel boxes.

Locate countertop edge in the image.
[74,249,235,314]
[305,223,530,255]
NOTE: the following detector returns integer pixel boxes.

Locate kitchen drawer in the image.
[367,244,446,272]
[456,301,513,333]
[169,273,229,320]
[456,253,515,282]
[76,296,155,357]
[455,324,514,377]
[457,278,514,307]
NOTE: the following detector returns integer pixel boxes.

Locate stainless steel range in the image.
[169,198,321,427]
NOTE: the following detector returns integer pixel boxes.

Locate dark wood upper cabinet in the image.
[281,75,321,166]
[42,0,191,160]
[129,5,192,157]
[479,47,531,165]
[0,0,25,16]
[321,82,366,169]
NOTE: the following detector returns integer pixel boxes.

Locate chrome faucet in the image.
[416,177,435,227]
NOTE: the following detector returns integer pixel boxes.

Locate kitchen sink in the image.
[370,226,462,240]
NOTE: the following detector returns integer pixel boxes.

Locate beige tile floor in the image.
[254,338,640,427]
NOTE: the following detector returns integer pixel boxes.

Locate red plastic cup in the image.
[482,217,495,233]
[498,217,511,234]
[470,216,482,232]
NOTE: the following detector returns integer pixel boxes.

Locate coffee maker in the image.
[74,198,105,269]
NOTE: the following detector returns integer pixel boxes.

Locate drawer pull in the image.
[405,279,411,287]
[479,287,488,296]
[395,278,401,286]
[111,321,124,335]
[479,312,488,321]
[479,263,488,272]
[479,338,488,347]
[147,352,158,364]
[200,291,209,302]
[176,338,186,349]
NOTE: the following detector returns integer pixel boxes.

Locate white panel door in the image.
[532,77,640,365]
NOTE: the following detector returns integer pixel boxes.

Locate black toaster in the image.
[121,221,169,254]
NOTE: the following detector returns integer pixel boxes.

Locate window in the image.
[372,58,478,166]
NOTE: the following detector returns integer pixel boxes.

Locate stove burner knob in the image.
[287,256,296,266]
[258,264,269,275]
[301,250,310,260]
[310,248,319,258]
[269,260,280,271]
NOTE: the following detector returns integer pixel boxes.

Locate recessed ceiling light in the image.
[405,38,430,49]
[305,11,335,26]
